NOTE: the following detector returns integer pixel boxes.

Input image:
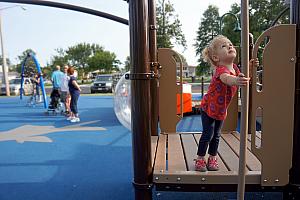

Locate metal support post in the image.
[0,13,10,96]
[128,0,153,199]
[149,0,159,136]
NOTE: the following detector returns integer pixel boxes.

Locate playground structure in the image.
[20,53,48,109]
[0,0,299,199]
[154,22,295,191]
[123,1,300,199]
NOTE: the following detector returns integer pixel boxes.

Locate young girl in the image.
[195,35,257,172]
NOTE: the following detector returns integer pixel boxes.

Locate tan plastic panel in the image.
[222,93,238,133]
[251,25,296,186]
[158,48,183,133]
[151,136,158,167]
[154,134,167,172]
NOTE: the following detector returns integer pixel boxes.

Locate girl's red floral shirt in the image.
[201,64,240,120]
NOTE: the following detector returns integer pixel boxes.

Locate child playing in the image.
[195,35,258,172]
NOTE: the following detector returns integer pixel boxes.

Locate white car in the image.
[1,77,34,96]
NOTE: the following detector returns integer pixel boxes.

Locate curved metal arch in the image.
[20,53,48,108]
[0,0,129,25]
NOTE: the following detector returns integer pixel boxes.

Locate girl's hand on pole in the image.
[236,73,250,86]
[250,58,259,68]
[249,58,259,78]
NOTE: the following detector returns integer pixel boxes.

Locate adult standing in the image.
[67,66,81,122]
[49,65,64,109]
[51,65,64,90]
[60,65,70,115]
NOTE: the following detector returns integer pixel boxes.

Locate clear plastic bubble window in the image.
[113,73,131,130]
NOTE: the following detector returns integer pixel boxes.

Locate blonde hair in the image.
[202,35,230,67]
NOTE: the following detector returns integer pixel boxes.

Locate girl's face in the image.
[213,38,236,64]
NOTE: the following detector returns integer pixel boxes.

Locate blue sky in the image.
[1,0,239,68]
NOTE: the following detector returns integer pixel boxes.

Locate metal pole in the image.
[0,0,128,25]
[290,0,300,187]
[31,54,48,108]
[201,76,204,98]
[237,0,249,199]
[148,0,159,136]
[0,5,26,97]
[128,0,153,199]
[248,33,253,135]
[0,12,10,96]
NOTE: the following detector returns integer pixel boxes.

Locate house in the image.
[176,62,196,78]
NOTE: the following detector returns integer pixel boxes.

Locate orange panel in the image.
[177,93,192,114]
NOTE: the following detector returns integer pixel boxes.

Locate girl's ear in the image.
[212,55,219,62]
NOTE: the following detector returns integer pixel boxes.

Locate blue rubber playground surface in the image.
[0,95,281,200]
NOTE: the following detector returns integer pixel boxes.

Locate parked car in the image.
[0,77,33,96]
[112,73,124,93]
[90,74,113,93]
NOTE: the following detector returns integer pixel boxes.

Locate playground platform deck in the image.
[152,132,261,187]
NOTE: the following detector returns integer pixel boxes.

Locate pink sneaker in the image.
[207,156,219,171]
[194,158,207,172]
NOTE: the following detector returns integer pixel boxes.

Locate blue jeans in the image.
[70,92,80,115]
[197,110,224,156]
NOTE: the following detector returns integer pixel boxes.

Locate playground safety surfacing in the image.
[0,96,282,200]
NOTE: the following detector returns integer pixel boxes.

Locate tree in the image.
[15,49,36,75]
[41,64,53,79]
[50,43,116,79]
[156,0,187,49]
[224,0,288,44]
[248,0,288,40]
[37,41,123,79]
[65,43,94,69]
[87,50,120,73]
[194,5,219,76]
[224,1,288,66]
[194,1,289,76]
[50,48,68,70]
[66,43,105,70]
[124,56,131,72]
